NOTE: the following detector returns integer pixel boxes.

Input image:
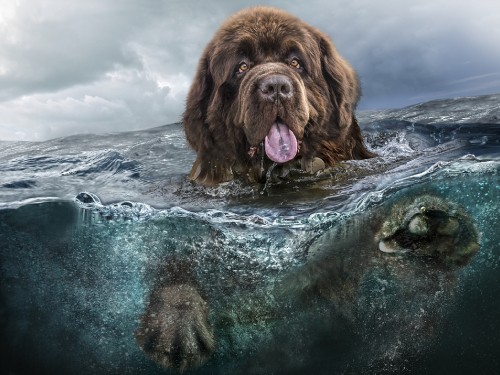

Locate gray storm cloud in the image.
[0,0,499,141]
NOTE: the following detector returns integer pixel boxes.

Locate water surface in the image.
[1,94,499,374]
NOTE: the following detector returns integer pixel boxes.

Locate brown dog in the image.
[135,7,480,373]
[183,7,374,185]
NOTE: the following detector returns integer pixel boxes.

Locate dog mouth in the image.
[263,121,298,164]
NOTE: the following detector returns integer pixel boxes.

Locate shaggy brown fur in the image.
[135,7,480,373]
[183,7,374,185]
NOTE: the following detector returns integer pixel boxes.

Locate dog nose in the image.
[259,75,293,102]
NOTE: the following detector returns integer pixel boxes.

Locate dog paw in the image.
[376,195,479,266]
[301,157,326,174]
[135,284,215,371]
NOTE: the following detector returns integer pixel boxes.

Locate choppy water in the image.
[1,94,499,374]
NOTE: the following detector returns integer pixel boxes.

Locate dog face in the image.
[183,7,372,185]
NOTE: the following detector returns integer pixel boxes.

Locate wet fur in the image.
[135,7,479,372]
[183,7,374,185]
[135,193,479,371]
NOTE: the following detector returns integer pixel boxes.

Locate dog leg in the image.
[135,261,215,371]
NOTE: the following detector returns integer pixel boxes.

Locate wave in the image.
[1,94,500,375]
[74,155,500,230]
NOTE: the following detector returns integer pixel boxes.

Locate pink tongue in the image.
[264,122,298,164]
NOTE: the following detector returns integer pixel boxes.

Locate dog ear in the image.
[183,50,214,153]
[183,49,236,185]
[317,33,375,159]
[317,33,360,131]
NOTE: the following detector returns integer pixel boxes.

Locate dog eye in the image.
[289,58,301,69]
[238,62,249,73]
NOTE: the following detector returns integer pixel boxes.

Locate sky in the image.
[1,0,499,141]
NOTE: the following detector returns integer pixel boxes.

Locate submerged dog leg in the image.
[135,260,215,371]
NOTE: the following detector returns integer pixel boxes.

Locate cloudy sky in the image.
[1,0,499,141]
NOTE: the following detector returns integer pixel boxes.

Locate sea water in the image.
[1,94,499,374]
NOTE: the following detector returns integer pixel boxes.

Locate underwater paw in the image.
[135,284,215,371]
[377,195,480,266]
